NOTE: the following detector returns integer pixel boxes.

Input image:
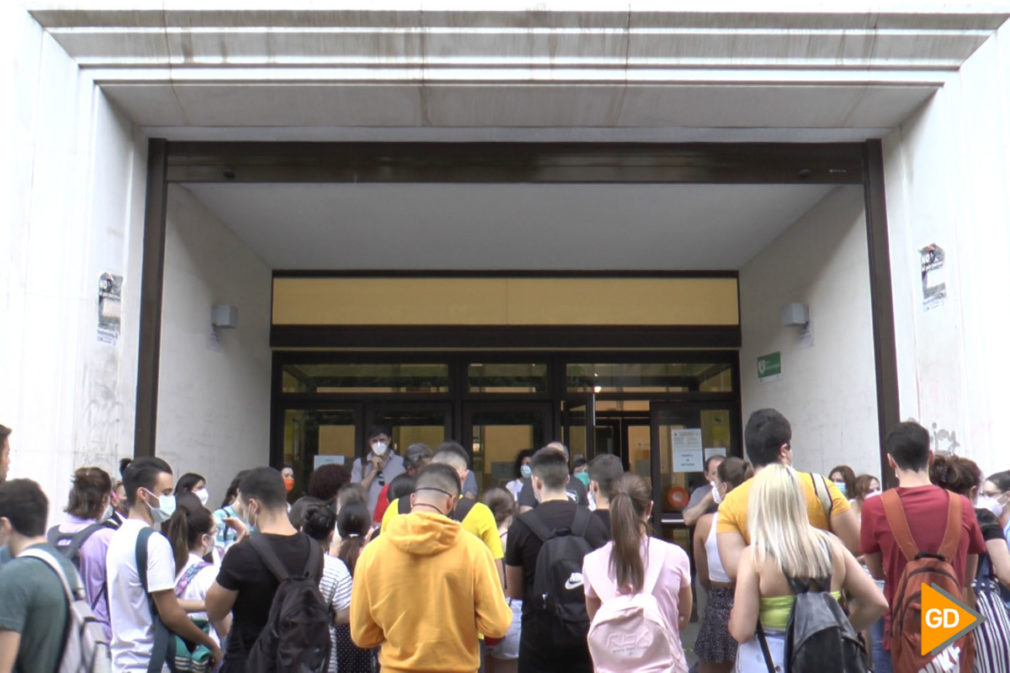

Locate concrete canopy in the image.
[28,1,1009,142]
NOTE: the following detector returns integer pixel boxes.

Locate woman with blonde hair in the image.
[729,464,886,673]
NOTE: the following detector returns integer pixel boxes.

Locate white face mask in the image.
[978,495,1004,518]
[101,504,115,523]
[371,441,389,456]
[711,481,723,505]
[194,488,209,506]
[144,490,177,523]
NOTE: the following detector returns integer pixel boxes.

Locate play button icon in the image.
[920,583,985,657]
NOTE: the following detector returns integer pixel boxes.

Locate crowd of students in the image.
[0,415,1008,673]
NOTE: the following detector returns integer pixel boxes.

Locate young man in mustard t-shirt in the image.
[717,408,859,579]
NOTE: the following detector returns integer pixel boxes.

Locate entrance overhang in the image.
[28,2,1009,140]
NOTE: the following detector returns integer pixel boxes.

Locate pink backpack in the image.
[587,562,678,673]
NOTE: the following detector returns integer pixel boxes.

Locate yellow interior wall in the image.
[273,277,739,326]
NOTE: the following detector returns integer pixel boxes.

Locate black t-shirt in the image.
[517,475,588,508]
[216,532,323,670]
[505,500,609,611]
[591,508,611,538]
[976,508,1003,542]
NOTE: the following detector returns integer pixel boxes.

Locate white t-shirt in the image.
[175,553,221,645]
[106,519,176,673]
[319,555,353,673]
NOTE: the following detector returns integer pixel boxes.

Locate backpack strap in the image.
[937,492,962,562]
[451,497,478,523]
[46,525,65,547]
[755,622,777,673]
[175,560,211,598]
[20,548,81,668]
[810,473,833,522]
[64,522,107,561]
[519,508,556,543]
[881,490,921,562]
[571,505,591,539]
[249,533,322,583]
[136,527,172,673]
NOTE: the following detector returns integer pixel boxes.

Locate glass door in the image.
[283,406,363,493]
[463,403,552,494]
[365,403,453,459]
[650,403,736,534]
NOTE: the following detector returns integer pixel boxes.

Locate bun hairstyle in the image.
[929,454,982,497]
[165,492,215,572]
[302,503,337,543]
[337,500,371,576]
[608,473,652,594]
[65,467,113,520]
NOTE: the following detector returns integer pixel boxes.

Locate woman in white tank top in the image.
[693,457,754,673]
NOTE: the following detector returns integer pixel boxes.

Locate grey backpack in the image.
[21,548,112,673]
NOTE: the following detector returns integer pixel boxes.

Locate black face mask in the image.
[414,486,457,517]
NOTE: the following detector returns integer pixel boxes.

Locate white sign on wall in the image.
[672,428,704,472]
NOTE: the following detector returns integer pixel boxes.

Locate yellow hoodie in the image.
[350,510,512,673]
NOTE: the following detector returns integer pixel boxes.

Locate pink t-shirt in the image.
[582,537,691,672]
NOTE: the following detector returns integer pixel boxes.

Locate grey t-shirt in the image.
[0,543,75,673]
[686,484,719,518]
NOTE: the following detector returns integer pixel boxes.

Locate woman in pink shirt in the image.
[582,473,692,673]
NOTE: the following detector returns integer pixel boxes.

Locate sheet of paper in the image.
[704,447,727,461]
[672,428,704,472]
[313,454,346,469]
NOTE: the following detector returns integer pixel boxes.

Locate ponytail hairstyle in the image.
[164,492,215,573]
[336,500,370,576]
[717,457,754,492]
[608,473,652,594]
[65,467,113,520]
[747,464,832,582]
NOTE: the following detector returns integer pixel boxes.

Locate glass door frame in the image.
[649,400,742,531]
[461,401,555,491]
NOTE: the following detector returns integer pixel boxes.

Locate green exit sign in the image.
[757,352,782,381]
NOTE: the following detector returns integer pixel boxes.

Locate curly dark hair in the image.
[308,463,351,502]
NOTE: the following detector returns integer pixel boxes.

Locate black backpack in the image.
[245,534,331,673]
[519,506,593,652]
[757,571,870,673]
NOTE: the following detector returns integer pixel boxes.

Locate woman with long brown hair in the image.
[582,472,692,673]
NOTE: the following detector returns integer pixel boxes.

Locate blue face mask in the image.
[144,489,177,523]
[520,465,532,479]
[833,481,848,497]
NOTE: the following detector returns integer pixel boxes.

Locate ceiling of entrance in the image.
[184,182,836,271]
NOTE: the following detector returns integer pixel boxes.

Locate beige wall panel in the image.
[505,278,739,325]
[273,278,509,325]
[274,277,738,326]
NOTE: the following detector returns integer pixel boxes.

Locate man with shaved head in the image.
[352,463,511,673]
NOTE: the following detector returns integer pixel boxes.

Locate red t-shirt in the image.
[372,483,391,523]
[860,485,986,645]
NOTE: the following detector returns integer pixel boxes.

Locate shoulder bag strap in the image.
[881,489,920,562]
[810,473,833,522]
[937,492,962,561]
[249,534,294,583]
[755,622,777,673]
[571,505,591,538]
[519,509,554,543]
[451,497,477,523]
[135,527,171,673]
[306,534,323,578]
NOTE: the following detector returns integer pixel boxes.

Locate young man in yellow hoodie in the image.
[351,463,512,673]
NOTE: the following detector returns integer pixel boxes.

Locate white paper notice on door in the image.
[672,428,704,472]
